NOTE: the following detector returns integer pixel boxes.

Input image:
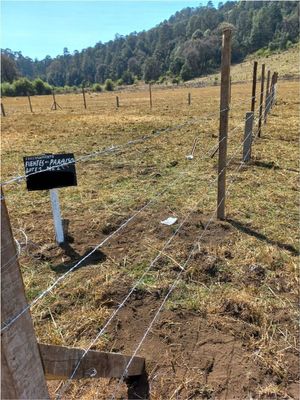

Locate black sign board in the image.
[23,153,77,191]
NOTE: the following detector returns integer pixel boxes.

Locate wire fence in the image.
[1,70,280,399]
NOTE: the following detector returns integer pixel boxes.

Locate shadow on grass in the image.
[227,219,299,257]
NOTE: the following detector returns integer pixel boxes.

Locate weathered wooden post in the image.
[264,70,271,124]
[27,93,33,113]
[1,102,6,117]
[1,190,50,399]
[188,92,191,105]
[251,61,258,113]
[149,83,152,109]
[243,112,254,162]
[116,96,120,108]
[217,27,232,220]
[51,89,62,110]
[52,90,57,110]
[82,86,87,109]
[258,63,265,137]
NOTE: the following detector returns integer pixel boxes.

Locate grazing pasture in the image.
[1,72,299,399]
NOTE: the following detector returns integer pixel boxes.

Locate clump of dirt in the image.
[243,263,266,285]
[221,296,262,325]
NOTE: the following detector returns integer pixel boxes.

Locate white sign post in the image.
[50,189,64,244]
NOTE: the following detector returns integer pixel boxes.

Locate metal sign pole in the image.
[50,189,64,244]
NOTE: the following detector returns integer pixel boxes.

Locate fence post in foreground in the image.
[1,190,50,399]
[251,61,258,113]
[149,83,152,109]
[258,63,265,137]
[243,112,254,162]
[217,27,232,220]
[27,93,33,113]
[1,103,5,117]
[264,70,270,124]
[82,86,87,109]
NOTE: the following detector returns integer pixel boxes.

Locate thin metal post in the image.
[258,64,265,137]
[217,28,232,220]
[50,189,64,244]
[264,70,270,124]
[149,83,152,109]
[243,112,254,162]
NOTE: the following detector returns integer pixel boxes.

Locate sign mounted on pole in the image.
[23,153,77,191]
[23,153,77,244]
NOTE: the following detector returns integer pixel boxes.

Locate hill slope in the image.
[1,1,299,86]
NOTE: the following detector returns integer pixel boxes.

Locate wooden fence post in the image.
[116,96,119,108]
[188,92,191,105]
[52,90,57,110]
[149,83,152,109]
[1,102,5,117]
[258,63,265,137]
[27,93,33,113]
[251,61,258,113]
[82,86,87,109]
[217,27,232,220]
[243,112,254,162]
[264,70,271,124]
[1,190,50,399]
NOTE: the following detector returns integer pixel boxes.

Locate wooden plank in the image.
[39,343,145,380]
[217,27,232,220]
[1,190,50,399]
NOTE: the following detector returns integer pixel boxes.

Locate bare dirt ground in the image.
[1,69,299,399]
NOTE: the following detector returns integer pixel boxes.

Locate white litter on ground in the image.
[160,217,178,226]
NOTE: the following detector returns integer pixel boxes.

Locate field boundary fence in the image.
[1,26,279,399]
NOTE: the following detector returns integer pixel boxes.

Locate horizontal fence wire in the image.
[1,131,228,332]
[56,107,266,398]
[109,116,267,399]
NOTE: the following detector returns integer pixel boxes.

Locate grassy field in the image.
[1,54,299,399]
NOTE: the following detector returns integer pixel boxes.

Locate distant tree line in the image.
[1,1,299,89]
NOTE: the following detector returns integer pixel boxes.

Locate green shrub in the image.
[1,82,16,96]
[104,79,114,91]
[93,83,102,92]
[117,79,123,86]
[13,78,35,96]
[33,78,46,95]
[121,70,134,85]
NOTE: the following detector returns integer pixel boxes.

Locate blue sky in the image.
[1,1,219,60]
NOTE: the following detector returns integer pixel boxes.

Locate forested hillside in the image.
[1,1,299,87]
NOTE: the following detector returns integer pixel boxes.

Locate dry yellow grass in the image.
[1,49,299,399]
